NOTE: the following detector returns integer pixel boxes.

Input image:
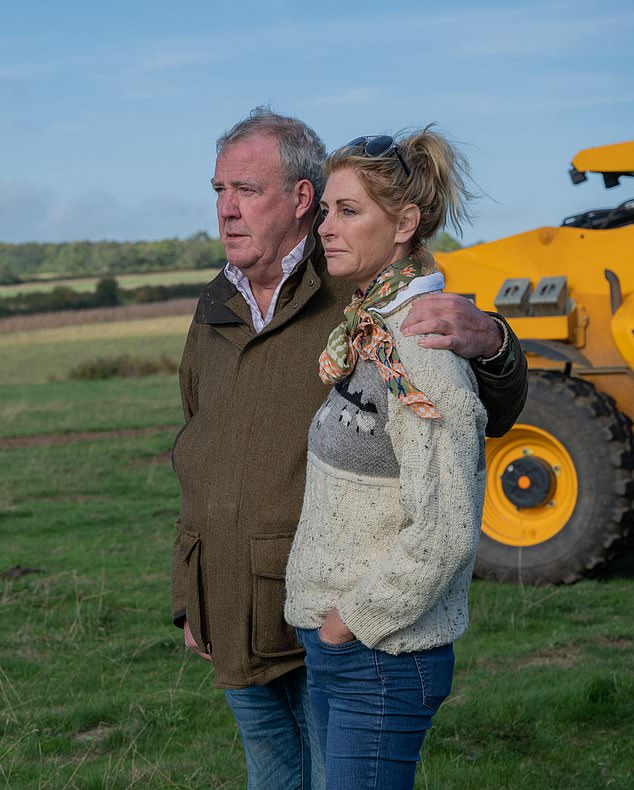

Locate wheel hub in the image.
[500,456,555,509]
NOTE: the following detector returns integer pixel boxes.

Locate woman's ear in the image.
[395,204,420,244]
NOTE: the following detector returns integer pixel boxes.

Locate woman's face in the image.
[318,168,407,292]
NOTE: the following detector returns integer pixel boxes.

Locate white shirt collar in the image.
[224,237,308,332]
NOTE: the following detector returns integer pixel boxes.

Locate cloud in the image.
[0,180,53,240]
[0,74,22,96]
[133,45,224,73]
[305,88,384,107]
[418,1,634,59]
[0,179,212,243]
[282,0,634,62]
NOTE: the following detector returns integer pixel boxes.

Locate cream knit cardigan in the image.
[285,303,487,654]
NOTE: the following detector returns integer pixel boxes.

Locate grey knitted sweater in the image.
[284,302,487,654]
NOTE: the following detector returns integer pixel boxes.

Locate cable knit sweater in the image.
[284,301,487,654]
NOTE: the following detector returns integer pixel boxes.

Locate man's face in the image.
[212,135,304,276]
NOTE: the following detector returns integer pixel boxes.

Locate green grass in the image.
[1,320,633,788]
[0,316,190,385]
[0,377,182,438]
[0,433,246,789]
[0,268,219,298]
[419,580,634,789]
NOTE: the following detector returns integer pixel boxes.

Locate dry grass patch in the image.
[0,314,193,346]
[73,722,114,743]
[0,426,178,449]
[0,298,197,334]
[519,648,577,669]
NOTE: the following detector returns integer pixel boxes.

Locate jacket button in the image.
[308,278,315,286]
[292,302,298,309]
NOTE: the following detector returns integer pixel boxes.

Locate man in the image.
[172,108,527,789]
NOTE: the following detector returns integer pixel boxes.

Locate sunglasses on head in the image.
[342,135,411,177]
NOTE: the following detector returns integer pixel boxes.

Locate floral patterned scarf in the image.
[319,259,441,419]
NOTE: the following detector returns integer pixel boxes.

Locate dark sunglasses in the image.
[342,135,411,177]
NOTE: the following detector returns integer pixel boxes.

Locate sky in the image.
[1,0,633,247]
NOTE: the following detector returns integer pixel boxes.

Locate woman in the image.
[284,129,487,789]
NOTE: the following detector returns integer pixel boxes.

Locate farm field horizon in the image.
[1,298,633,788]
[0,267,221,299]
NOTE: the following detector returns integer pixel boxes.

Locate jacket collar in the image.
[194,271,242,325]
[194,219,324,327]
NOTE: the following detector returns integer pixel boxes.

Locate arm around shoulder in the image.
[471,314,528,437]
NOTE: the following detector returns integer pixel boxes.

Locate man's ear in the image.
[294,179,315,220]
[395,204,420,244]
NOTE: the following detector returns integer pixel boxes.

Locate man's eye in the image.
[239,186,255,195]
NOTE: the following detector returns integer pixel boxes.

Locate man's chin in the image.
[225,252,259,270]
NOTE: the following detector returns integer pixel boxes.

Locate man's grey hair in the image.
[216,106,327,206]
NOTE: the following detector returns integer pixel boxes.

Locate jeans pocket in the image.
[315,628,361,652]
[413,643,455,712]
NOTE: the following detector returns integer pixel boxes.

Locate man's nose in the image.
[218,192,240,218]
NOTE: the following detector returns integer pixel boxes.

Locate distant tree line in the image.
[0,232,226,285]
[0,277,206,318]
[0,231,462,287]
[433,232,462,253]
[0,231,463,317]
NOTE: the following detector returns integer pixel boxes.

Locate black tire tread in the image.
[475,371,634,585]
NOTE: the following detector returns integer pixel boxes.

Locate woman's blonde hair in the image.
[324,126,473,270]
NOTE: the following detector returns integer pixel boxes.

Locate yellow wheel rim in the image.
[483,423,578,547]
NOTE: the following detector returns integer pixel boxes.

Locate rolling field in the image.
[0,306,193,387]
[0,304,633,789]
[0,268,219,298]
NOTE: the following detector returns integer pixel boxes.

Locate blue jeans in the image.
[297,628,454,790]
[224,665,325,790]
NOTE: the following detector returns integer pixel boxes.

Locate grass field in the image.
[0,268,220,298]
[1,308,633,789]
[0,314,191,387]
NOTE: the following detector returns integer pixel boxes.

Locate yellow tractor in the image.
[436,141,634,584]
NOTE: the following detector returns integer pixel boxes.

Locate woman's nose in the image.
[319,214,333,237]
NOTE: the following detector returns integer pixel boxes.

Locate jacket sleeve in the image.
[471,314,528,438]
[178,319,200,421]
[335,342,487,648]
[171,319,200,628]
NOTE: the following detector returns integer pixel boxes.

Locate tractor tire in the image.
[475,371,634,585]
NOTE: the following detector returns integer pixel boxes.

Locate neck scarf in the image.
[319,259,441,419]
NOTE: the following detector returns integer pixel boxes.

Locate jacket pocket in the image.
[177,528,209,653]
[250,533,303,658]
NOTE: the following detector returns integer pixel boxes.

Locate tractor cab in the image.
[564,141,634,229]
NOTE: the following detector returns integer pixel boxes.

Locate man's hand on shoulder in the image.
[401,292,503,360]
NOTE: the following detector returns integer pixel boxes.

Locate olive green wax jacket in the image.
[171,232,527,689]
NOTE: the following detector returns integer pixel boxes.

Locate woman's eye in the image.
[320,208,329,218]
[342,207,355,216]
